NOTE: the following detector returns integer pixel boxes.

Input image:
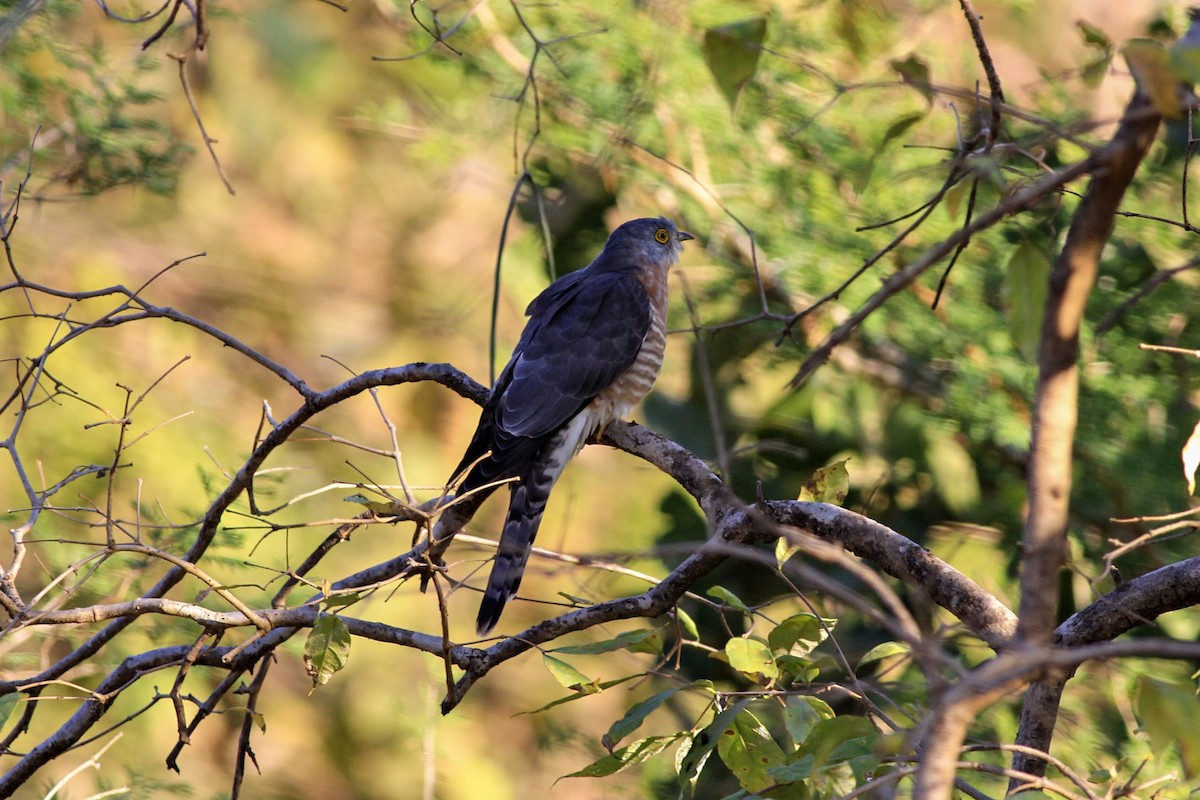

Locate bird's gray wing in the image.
[495,270,650,439]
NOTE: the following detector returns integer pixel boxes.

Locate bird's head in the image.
[593,216,694,272]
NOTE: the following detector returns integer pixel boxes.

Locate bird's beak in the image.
[677,231,695,242]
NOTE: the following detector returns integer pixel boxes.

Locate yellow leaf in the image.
[1124,40,1182,118]
[1183,418,1200,495]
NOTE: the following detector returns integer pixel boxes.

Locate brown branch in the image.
[1016,69,1163,647]
[957,0,1005,147]
[915,35,1176,795]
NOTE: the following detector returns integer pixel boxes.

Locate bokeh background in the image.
[2,0,1199,797]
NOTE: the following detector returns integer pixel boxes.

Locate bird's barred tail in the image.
[475,414,593,636]
[475,476,552,635]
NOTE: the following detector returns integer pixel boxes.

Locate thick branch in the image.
[1017,88,1162,646]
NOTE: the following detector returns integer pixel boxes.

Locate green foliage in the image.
[304,612,351,691]
[0,3,189,195]
[1135,676,1200,779]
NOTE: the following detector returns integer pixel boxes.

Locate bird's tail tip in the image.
[475,592,506,637]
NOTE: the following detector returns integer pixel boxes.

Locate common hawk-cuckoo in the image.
[444,217,693,635]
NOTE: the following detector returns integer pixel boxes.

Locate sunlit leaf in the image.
[542,654,599,693]
[702,16,767,109]
[519,675,640,715]
[716,710,787,793]
[725,637,778,680]
[798,458,850,504]
[857,641,911,669]
[343,494,403,516]
[551,629,662,656]
[1183,417,1200,494]
[768,613,832,659]
[775,654,819,685]
[676,606,699,639]
[562,734,683,779]
[707,585,750,613]
[322,592,362,609]
[1124,39,1182,118]
[1003,239,1051,362]
[303,613,351,692]
[783,695,835,747]
[775,536,802,568]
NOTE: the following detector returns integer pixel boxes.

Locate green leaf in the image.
[556,592,595,608]
[775,654,819,685]
[1003,239,1051,362]
[707,585,750,614]
[775,536,802,569]
[0,693,19,729]
[562,734,683,779]
[702,16,768,109]
[783,695,835,748]
[542,654,599,693]
[725,637,779,680]
[603,686,685,751]
[322,592,362,609]
[1136,676,1200,778]
[798,459,850,504]
[796,716,878,768]
[890,54,932,102]
[676,606,699,639]
[343,494,403,516]
[767,754,815,784]
[519,675,640,715]
[679,699,754,791]
[717,710,787,793]
[551,628,662,656]
[768,613,833,659]
[857,641,911,669]
[303,613,351,692]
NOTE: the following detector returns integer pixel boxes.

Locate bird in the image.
[442,216,693,635]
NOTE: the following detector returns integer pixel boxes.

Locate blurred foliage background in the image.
[2,0,1199,797]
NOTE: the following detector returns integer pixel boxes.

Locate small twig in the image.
[425,554,458,708]
[230,655,270,800]
[169,53,235,194]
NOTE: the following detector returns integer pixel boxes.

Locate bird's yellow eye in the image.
[654,228,670,244]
